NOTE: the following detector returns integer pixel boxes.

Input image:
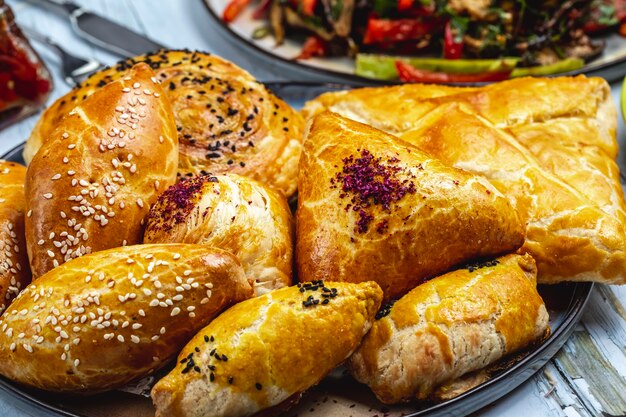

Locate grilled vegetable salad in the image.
[222,0,626,82]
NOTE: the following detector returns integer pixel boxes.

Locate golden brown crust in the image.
[0,244,253,393]
[25,63,178,278]
[151,281,383,417]
[144,173,294,295]
[301,76,616,157]
[400,104,626,284]
[296,112,525,301]
[348,253,549,404]
[26,50,304,196]
[0,161,31,314]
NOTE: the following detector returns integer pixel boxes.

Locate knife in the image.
[26,0,166,57]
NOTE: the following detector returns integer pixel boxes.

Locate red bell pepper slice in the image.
[222,0,251,23]
[301,0,317,15]
[398,0,413,11]
[252,0,271,19]
[295,36,327,60]
[443,20,463,59]
[363,18,437,45]
[395,60,512,83]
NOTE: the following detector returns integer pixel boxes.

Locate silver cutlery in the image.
[20,26,103,86]
[25,0,166,57]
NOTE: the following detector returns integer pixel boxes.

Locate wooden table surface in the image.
[0,1,625,416]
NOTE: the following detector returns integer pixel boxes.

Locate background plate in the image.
[0,82,594,417]
[203,0,626,84]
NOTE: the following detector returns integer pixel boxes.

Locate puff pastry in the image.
[25,63,178,278]
[400,104,626,284]
[0,161,31,315]
[302,76,626,285]
[297,112,525,300]
[301,76,616,157]
[348,253,549,404]
[25,50,304,196]
[0,244,252,393]
[151,280,383,417]
[144,173,293,295]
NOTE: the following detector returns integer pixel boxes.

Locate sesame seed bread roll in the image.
[25,63,178,278]
[151,280,383,417]
[25,50,304,197]
[348,253,549,404]
[0,244,253,393]
[297,112,525,301]
[0,161,31,315]
[144,173,293,296]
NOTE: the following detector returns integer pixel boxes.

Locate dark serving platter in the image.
[203,0,626,85]
[0,81,595,417]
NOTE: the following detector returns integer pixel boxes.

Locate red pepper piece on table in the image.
[295,36,327,60]
[443,20,463,59]
[363,18,438,44]
[223,0,251,23]
[395,60,512,83]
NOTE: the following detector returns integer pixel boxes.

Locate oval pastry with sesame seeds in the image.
[25,50,304,197]
[0,161,31,315]
[0,243,252,393]
[25,63,178,278]
[144,173,293,296]
[151,280,383,417]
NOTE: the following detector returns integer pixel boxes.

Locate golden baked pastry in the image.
[0,244,253,393]
[302,76,616,158]
[25,63,178,278]
[151,280,383,417]
[348,253,549,404]
[400,104,626,284]
[297,112,525,300]
[25,50,304,196]
[0,161,31,314]
[509,119,626,226]
[144,173,293,295]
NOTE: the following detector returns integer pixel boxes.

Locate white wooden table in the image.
[0,1,625,416]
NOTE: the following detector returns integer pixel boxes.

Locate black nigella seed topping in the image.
[210,372,215,382]
[208,365,216,371]
[204,335,209,342]
[256,383,262,390]
[322,299,330,305]
[221,354,228,362]
[228,376,234,384]
[210,336,215,342]
[195,347,200,353]
[210,349,216,356]
[194,366,201,373]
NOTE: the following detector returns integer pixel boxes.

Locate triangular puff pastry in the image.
[296,112,525,300]
[400,103,626,284]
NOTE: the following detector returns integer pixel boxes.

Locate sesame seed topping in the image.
[43,193,53,199]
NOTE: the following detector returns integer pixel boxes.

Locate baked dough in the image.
[0,244,252,393]
[151,280,383,417]
[25,63,178,278]
[302,76,626,285]
[0,161,31,314]
[400,104,626,284]
[301,76,616,157]
[348,253,549,404]
[144,173,293,295]
[297,112,524,300]
[25,50,304,196]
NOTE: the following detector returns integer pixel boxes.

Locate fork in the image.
[20,26,103,86]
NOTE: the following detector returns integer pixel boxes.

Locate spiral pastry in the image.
[25,50,304,197]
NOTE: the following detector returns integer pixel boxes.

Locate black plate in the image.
[203,0,626,85]
[0,81,595,416]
